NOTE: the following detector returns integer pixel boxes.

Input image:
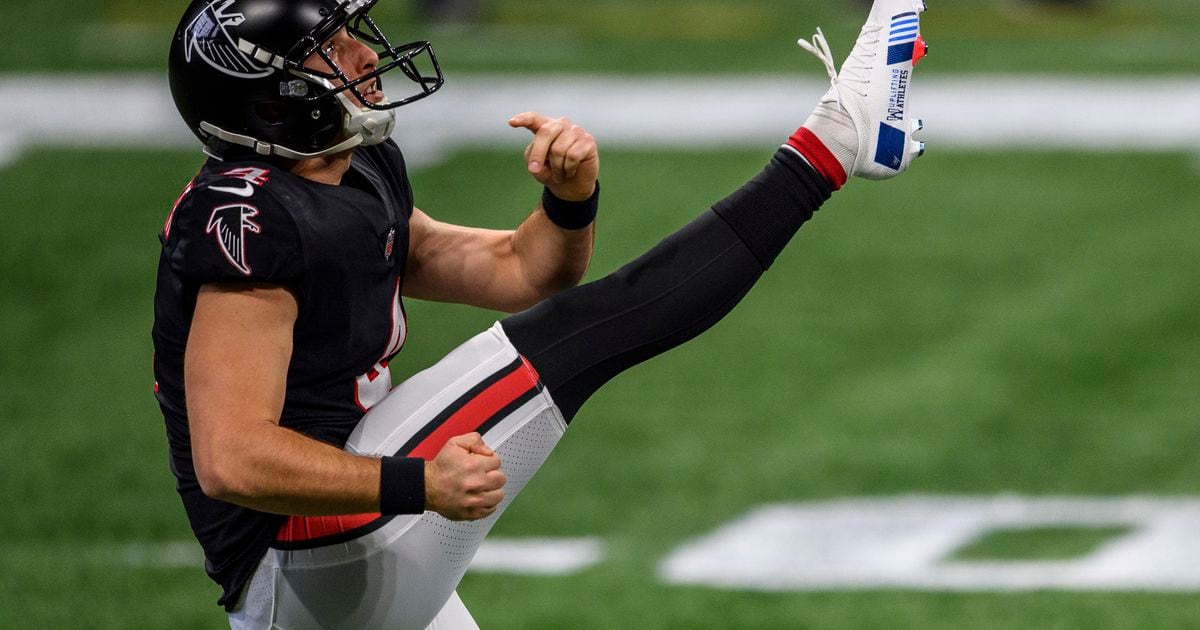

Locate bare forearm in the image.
[512,205,594,299]
[196,418,384,516]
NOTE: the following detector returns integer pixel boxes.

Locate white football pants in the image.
[229,323,567,629]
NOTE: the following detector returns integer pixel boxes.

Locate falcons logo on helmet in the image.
[184,0,272,79]
[206,203,262,276]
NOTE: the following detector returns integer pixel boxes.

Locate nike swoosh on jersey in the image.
[209,182,255,197]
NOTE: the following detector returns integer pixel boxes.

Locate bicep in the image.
[185,284,298,472]
[404,207,537,311]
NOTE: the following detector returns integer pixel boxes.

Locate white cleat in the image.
[797,0,928,181]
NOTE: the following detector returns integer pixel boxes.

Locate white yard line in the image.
[114,537,605,576]
[118,540,203,569]
[2,74,1198,168]
[465,537,605,575]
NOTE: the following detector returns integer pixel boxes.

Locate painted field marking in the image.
[660,495,1200,591]
[468,537,605,575]
[117,537,606,576]
[107,497,1200,590]
[118,540,203,569]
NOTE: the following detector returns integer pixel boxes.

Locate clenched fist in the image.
[509,112,599,202]
[425,433,506,521]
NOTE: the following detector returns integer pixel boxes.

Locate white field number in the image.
[659,496,1200,591]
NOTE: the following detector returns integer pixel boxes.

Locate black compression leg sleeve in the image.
[501,148,832,421]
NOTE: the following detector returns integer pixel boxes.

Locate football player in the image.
[153,0,928,628]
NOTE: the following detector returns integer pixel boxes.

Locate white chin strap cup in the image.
[335,90,396,148]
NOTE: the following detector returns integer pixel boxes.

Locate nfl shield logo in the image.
[384,226,396,260]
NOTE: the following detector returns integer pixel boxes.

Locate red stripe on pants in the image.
[275,359,540,544]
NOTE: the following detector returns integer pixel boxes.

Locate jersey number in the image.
[354,279,407,411]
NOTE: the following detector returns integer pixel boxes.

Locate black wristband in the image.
[379,456,426,514]
[541,182,599,230]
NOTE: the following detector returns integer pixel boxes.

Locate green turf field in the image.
[1,145,1198,628]
[2,0,1197,74]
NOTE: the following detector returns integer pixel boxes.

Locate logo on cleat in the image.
[886,12,920,66]
[887,69,910,122]
[874,123,906,170]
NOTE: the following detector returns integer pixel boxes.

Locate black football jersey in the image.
[152,140,414,610]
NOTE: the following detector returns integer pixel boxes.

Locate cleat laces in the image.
[797,25,882,101]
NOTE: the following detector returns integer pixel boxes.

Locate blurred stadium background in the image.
[2,0,1199,628]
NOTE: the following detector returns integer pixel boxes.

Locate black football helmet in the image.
[168,0,444,160]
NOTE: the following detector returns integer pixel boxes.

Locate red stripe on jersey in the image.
[274,357,541,545]
[163,181,195,239]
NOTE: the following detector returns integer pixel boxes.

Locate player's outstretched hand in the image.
[425,433,506,521]
[509,112,599,202]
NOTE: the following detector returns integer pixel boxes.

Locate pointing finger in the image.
[508,111,550,132]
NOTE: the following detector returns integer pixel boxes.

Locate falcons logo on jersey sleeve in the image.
[184,0,273,79]
[206,204,262,276]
